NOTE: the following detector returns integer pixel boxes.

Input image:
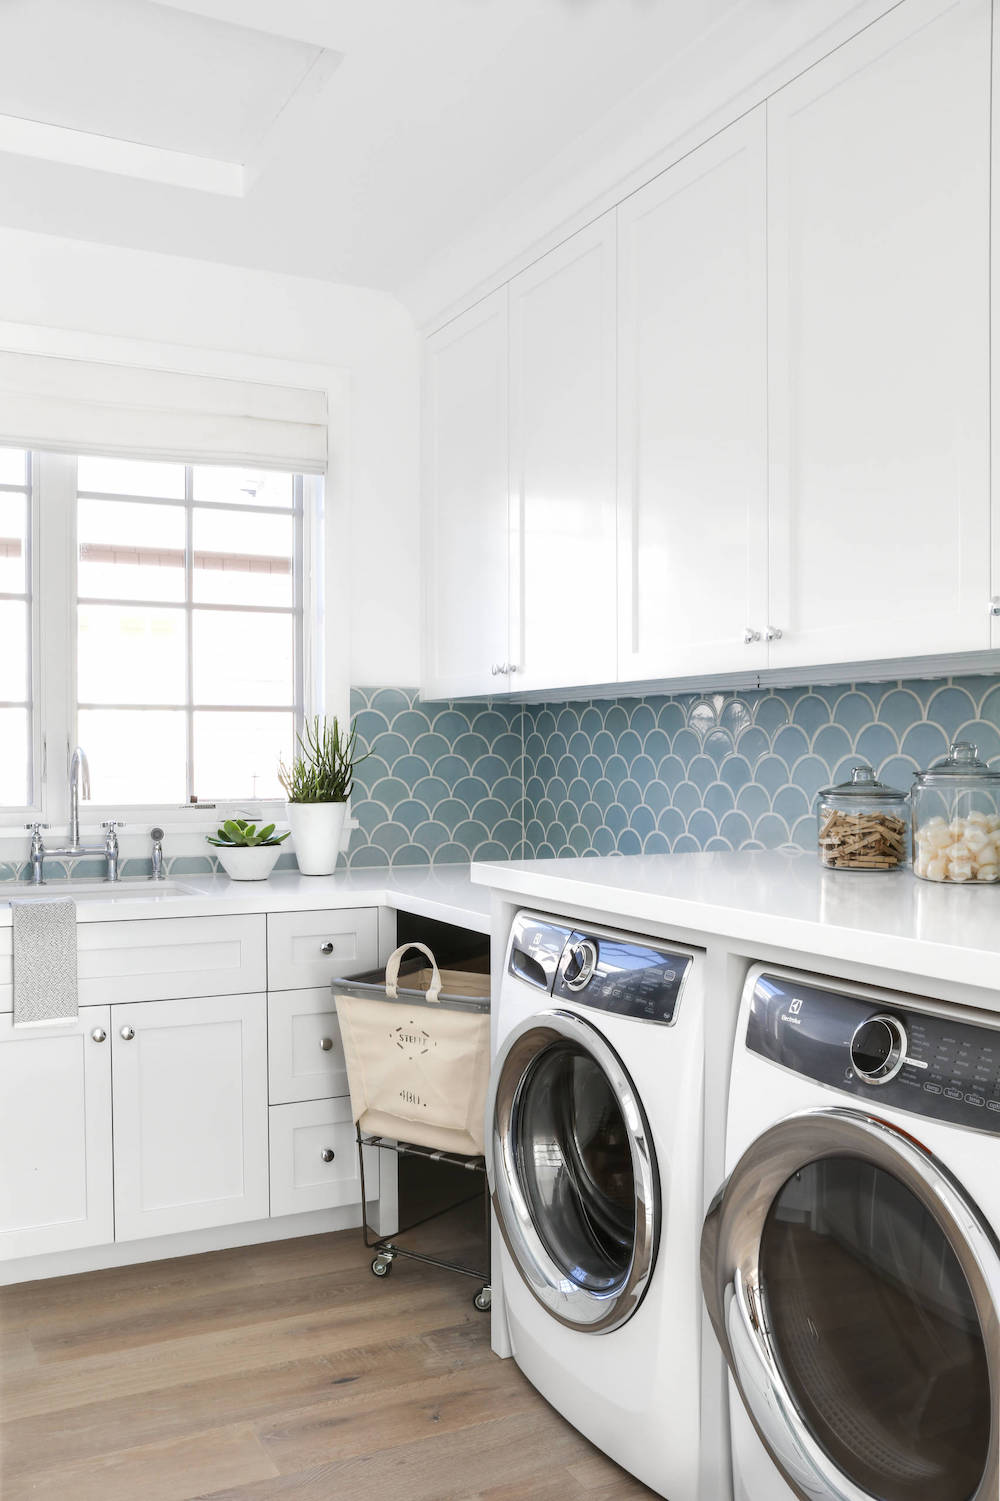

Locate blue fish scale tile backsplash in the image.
[347,676,1000,867]
[346,687,525,868]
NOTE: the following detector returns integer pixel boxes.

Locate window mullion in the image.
[185,467,194,804]
[35,452,78,831]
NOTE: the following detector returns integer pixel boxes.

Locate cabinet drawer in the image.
[268,987,349,1104]
[269,1098,378,1218]
[266,908,378,992]
[0,914,266,1012]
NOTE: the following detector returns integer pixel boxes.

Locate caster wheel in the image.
[473,1285,492,1312]
[371,1255,393,1278]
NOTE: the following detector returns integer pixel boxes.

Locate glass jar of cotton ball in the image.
[911,742,1000,883]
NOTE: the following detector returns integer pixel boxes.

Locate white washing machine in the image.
[702,963,1000,1501]
[487,910,707,1501]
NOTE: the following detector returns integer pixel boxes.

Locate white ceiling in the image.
[0,0,876,301]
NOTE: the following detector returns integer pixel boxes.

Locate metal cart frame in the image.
[334,954,492,1313]
[357,1129,492,1311]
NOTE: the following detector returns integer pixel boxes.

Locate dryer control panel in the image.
[748,970,1000,1135]
[507,912,691,1025]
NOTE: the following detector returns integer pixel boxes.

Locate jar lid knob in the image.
[849,764,877,785]
[949,740,979,763]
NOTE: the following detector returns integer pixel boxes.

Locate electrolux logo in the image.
[780,996,804,1027]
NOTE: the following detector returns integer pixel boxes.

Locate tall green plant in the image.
[278,715,369,804]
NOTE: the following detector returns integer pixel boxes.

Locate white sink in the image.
[5,879,201,902]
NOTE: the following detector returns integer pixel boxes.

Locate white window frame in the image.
[7,451,322,837]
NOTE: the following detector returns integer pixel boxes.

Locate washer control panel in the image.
[747,971,1000,1134]
[507,912,691,1024]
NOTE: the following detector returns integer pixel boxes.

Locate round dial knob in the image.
[850,1013,907,1085]
[563,939,598,992]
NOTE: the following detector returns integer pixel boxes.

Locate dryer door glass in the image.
[759,1156,989,1501]
[516,1040,634,1291]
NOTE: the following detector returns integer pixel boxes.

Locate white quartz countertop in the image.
[471,851,1000,991]
[0,866,491,933]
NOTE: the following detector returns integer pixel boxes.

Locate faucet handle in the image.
[100,820,125,831]
[24,822,49,831]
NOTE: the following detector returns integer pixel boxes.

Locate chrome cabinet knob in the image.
[744,628,762,645]
[491,663,502,676]
[506,663,519,675]
[120,1025,135,1041]
[91,1027,107,1043]
[765,626,783,642]
[989,598,1000,617]
[320,1148,336,1163]
[318,1036,334,1051]
[320,941,334,955]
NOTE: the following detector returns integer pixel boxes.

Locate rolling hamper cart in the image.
[333,941,492,1311]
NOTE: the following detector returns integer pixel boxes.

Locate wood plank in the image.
[3,1423,277,1501]
[0,1224,657,1501]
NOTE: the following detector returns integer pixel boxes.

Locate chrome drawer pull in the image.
[319,1036,334,1051]
[320,1148,336,1163]
[320,942,334,955]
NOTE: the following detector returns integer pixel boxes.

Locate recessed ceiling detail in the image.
[0,0,341,194]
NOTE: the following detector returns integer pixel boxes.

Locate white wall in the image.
[0,225,421,688]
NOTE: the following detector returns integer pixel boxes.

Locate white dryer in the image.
[487,910,707,1501]
[702,963,1000,1501]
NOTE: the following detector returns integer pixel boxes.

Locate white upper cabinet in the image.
[767,0,991,668]
[423,289,510,699]
[617,111,768,682]
[508,213,618,693]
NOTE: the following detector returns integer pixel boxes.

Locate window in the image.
[0,448,30,807]
[0,444,312,819]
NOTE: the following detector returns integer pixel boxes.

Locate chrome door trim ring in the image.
[701,1107,1000,1501]
[487,1007,659,1333]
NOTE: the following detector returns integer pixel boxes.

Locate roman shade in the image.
[0,350,328,473]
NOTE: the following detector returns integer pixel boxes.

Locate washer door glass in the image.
[760,1156,989,1501]
[516,1040,635,1292]
[489,1009,658,1332]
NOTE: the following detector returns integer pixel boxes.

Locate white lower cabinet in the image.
[269,1097,377,1218]
[0,1008,113,1259]
[112,991,269,1242]
[268,986,350,1104]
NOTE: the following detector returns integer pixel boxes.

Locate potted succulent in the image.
[207,818,290,882]
[278,715,368,876]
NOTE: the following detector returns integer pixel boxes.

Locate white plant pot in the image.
[287,801,347,876]
[213,844,282,882]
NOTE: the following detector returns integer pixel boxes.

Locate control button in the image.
[966,1094,985,1107]
[924,1083,942,1095]
[987,1101,1000,1113]
[850,1014,908,1086]
[945,1087,964,1101]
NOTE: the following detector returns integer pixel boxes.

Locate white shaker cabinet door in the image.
[423,288,510,699]
[112,992,268,1241]
[767,0,991,668]
[617,111,768,681]
[509,213,618,693]
[0,1008,113,1260]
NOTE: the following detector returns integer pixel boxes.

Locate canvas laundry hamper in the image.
[334,942,491,1156]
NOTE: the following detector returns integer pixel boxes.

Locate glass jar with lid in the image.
[816,765,909,871]
[911,741,1000,883]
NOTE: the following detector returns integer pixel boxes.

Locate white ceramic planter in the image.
[213,844,283,882]
[287,801,347,876]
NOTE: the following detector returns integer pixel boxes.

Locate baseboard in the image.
[0,1200,379,1286]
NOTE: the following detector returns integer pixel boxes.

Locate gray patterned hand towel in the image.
[12,898,78,1027]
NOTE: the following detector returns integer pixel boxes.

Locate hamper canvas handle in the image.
[384,942,442,1002]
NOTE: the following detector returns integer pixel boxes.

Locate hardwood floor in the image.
[0,1226,657,1500]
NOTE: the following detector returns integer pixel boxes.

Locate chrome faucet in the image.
[25,746,124,885]
[69,746,90,848]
